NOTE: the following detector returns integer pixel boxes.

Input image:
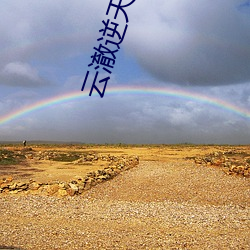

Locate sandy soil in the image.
[0,145,249,249]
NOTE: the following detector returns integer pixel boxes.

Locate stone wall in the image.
[194,151,250,177]
[0,155,139,196]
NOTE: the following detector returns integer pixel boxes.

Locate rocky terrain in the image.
[194,150,250,177]
[0,148,139,196]
[0,144,249,249]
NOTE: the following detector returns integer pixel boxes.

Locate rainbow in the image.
[0,86,249,125]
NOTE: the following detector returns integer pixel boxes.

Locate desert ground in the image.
[0,144,249,249]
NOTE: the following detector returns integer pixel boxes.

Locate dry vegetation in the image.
[0,144,249,249]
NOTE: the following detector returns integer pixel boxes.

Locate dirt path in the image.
[88,159,249,205]
[0,158,249,249]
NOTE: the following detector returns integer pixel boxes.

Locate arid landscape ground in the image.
[0,144,249,249]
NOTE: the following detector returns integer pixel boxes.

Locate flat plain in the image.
[0,144,249,249]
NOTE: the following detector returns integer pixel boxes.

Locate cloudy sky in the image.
[0,0,250,144]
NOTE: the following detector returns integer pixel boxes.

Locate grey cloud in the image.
[126,0,250,86]
[0,62,49,87]
[2,0,250,87]
[0,0,109,87]
[0,0,107,66]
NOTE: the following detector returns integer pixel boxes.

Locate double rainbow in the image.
[0,86,249,125]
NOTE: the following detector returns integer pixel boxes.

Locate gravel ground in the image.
[0,160,249,250]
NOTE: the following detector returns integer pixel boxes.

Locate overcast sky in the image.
[0,0,249,144]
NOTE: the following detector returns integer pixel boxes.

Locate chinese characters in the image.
[81,0,136,98]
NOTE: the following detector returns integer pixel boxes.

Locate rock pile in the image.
[22,150,80,161]
[0,155,139,196]
[0,149,26,164]
[1,148,119,163]
[194,151,250,177]
[21,150,100,162]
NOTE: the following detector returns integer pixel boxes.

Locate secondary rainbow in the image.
[0,86,249,125]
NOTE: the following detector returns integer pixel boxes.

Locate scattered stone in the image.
[78,184,84,194]
[69,183,79,192]
[57,189,68,197]
[58,182,67,190]
[16,182,28,190]
[0,183,9,189]
[46,184,59,195]
[29,182,41,190]
[8,183,17,190]
[25,154,33,159]
[67,188,76,196]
